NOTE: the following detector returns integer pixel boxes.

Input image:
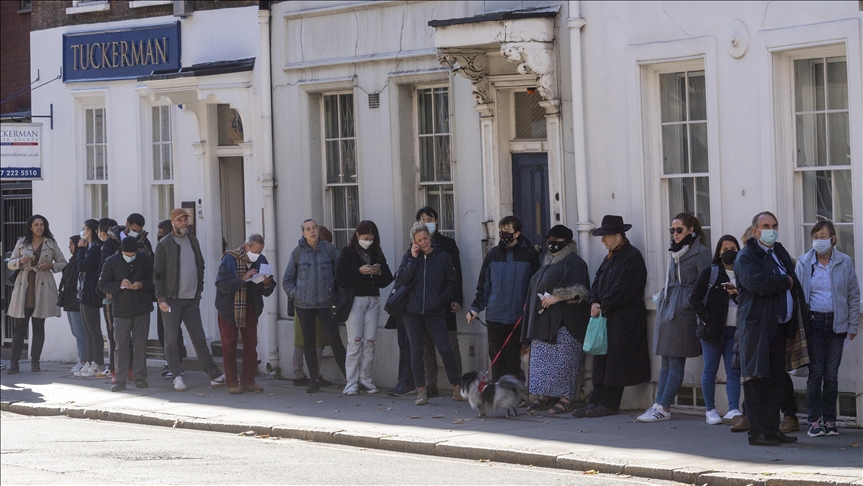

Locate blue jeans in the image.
[655,355,686,409]
[66,311,88,363]
[701,326,741,411]
[806,313,846,423]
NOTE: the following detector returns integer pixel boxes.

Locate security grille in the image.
[2,182,33,346]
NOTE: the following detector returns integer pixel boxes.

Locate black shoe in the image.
[771,432,798,444]
[293,377,310,387]
[387,384,416,397]
[7,364,19,375]
[306,379,321,393]
[30,361,41,372]
[426,384,440,398]
[135,379,149,389]
[572,403,598,418]
[749,433,781,446]
[111,383,126,392]
[317,377,333,387]
[584,405,618,418]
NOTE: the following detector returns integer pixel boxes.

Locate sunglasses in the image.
[668,227,686,235]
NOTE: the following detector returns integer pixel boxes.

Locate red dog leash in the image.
[478,315,523,393]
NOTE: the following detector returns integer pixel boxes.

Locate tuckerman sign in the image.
[63,23,180,82]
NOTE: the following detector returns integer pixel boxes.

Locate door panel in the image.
[218,157,245,253]
[511,153,549,250]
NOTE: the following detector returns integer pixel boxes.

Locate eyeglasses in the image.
[668,227,686,235]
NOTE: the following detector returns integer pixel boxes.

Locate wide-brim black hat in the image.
[591,215,632,236]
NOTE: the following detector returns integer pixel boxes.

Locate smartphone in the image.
[372,263,381,267]
[721,282,734,288]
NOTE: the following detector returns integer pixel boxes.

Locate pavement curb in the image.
[1,399,857,486]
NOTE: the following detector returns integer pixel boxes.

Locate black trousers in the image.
[11,308,45,365]
[157,309,187,363]
[742,322,788,438]
[589,355,625,411]
[487,321,522,380]
[295,307,346,380]
[780,372,798,416]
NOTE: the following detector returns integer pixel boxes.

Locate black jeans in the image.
[589,355,624,411]
[295,307,346,380]
[402,313,460,388]
[11,308,45,366]
[743,321,788,439]
[806,313,846,423]
[395,318,415,388]
[157,310,187,364]
[487,321,522,380]
[80,303,104,365]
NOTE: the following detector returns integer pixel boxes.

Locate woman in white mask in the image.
[795,221,859,438]
[334,220,394,395]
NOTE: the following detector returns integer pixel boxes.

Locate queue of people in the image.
[4,207,858,447]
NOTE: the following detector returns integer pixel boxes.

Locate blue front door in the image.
[511,153,549,250]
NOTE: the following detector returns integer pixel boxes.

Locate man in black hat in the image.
[98,236,154,392]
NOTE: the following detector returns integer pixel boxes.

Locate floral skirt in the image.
[528,327,584,400]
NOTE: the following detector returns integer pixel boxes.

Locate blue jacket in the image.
[795,248,859,336]
[76,240,105,308]
[215,251,276,325]
[396,245,458,316]
[282,238,339,309]
[470,236,540,323]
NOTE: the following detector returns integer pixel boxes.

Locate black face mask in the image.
[721,250,738,265]
[499,231,515,246]
[548,240,566,254]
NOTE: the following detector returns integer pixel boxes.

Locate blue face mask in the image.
[425,222,436,234]
[122,254,136,263]
[759,229,778,246]
[812,239,833,255]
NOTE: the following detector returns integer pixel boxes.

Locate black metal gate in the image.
[2,181,33,346]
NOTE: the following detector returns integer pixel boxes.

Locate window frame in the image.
[150,103,175,222]
[413,83,456,239]
[320,91,360,249]
[83,106,109,219]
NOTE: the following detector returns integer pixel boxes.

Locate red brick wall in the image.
[0,1,32,114]
[32,1,260,32]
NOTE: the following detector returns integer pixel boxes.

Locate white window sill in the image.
[129,0,172,8]
[66,3,110,15]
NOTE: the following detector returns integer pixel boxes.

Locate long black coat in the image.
[734,238,808,381]
[589,241,651,387]
[689,263,736,345]
[431,231,462,330]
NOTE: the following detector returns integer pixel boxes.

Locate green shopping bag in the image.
[582,314,608,355]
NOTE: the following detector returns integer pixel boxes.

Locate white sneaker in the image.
[722,409,743,425]
[73,362,91,377]
[95,366,111,379]
[706,409,722,425]
[637,405,671,423]
[79,362,98,377]
[210,374,226,388]
[70,362,85,374]
[173,376,188,391]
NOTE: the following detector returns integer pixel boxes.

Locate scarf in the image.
[226,247,250,328]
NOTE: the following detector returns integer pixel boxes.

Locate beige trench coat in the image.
[7,237,67,319]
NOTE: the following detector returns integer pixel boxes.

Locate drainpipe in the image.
[567,1,593,255]
[258,5,279,372]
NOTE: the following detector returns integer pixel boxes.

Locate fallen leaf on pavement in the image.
[267,393,275,396]
[242,431,255,436]
[770,458,783,461]
[433,414,444,418]
[333,410,340,412]
[583,470,598,475]
[257,434,270,439]
[354,403,361,407]
[477,459,489,463]
[580,430,589,433]
[172,420,179,429]
[850,443,859,447]
[315,400,323,404]
[453,419,465,424]
[197,393,205,396]
[386,407,392,410]
[409,415,422,419]
[445,429,452,432]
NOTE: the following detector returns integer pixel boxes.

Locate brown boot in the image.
[452,384,466,402]
[242,383,264,393]
[729,415,750,433]
[779,415,800,433]
[227,386,243,395]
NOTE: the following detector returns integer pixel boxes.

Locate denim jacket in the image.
[282,238,339,309]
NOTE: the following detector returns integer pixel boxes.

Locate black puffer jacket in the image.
[336,245,394,297]
[58,253,80,311]
[77,240,104,307]
[98,251,154,318]
[396,245,458,316]
[689,263,737,345]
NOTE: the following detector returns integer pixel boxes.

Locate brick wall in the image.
[32,0,260,32]
[0,1,32,114]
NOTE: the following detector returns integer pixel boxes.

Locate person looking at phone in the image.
[689,235,743,427]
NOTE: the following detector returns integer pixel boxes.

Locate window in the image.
[152,106,174,221]
[514,91,547,139]
[416,86,455,239]
[323,93,358,249]
[85,108,108,218]
[793,56,854,259]
[217,104,244,146]
[659,70,711,243]
[67,0,110,14]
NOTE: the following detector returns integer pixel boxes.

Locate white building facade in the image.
[270,1,862,423]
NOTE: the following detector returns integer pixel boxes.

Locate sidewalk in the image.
[1,362,860,486]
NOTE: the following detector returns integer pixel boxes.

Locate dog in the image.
[460,372,524,418]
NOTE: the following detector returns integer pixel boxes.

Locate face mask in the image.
[548,241,565,254]
[127,230,139,238]
[759,229,778,246]
[425,222,436,234]
[122,254,136,263]
[246,251,260,263]
[80,230,87,240]
[499,231,515,245]
[812,239,833,255]
[358,239,372,250]
[720,250,738,265]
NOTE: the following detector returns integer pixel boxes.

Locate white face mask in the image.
[127,230,139,238]
[246,251,260,263]
[122,254,136,263]
[812,239,833,255]
[425,222,436,234]
[358,239,372,250]
[79,230,87,240]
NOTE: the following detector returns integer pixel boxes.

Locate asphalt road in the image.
[0,412,684,485]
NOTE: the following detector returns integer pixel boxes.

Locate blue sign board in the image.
[63,23,181,82]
